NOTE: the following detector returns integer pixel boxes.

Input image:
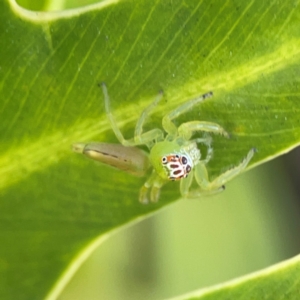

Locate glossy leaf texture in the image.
[1,0,300,299]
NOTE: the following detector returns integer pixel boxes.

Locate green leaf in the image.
[169,254,300,300]
[1,0,300,299]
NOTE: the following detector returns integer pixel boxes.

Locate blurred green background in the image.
[59,155,300,300]
[14,0,300,299]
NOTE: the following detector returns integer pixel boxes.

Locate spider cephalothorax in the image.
[73,83,255,204]
[161,153,193,180]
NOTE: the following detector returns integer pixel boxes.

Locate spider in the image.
[73,83,255,204]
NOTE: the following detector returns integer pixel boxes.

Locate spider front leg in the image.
[176,118,229,167]
[180,167,225,198]
[194,135,213,164]
[101,83,164,148]
[162,91,221,139]
[180,148,255,198]
[178,121,229,141]
[139,171,167,204]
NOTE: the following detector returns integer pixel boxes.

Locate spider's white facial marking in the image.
[161,154,192,181]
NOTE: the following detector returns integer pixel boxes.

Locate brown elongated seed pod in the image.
[73,142,150,177]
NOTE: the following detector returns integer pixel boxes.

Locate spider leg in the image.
[199,148,255,189]
[193,135,213,164]
[180,169,194,197]
[178,121,229,141]
[139,171,167,204]
[177,120,228,167]
[183,148,255,198]
[180,163,224,198]
[162,91,213,139]
[101,83,164,147]
[134,90,163,138]
[134,90,165,147]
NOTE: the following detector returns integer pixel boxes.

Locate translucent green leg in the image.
[180,165,225,198]
[101,83,164,148]
[162,91,213,139]
[182,148,255,198]
[134,90,163,138]
[194,135,213,164]
[139,171,167,204]
[178,121,229,141]
[199,148,255,189]
[180,169,194,197]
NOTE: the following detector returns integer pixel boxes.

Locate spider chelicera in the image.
[73,83,255,204]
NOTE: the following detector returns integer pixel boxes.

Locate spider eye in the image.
[175,154,180,159]
[186,165,192,173]
[162,156,167,164]
[181,156,188,165]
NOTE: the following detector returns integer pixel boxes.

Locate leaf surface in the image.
[1,0,300,299]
